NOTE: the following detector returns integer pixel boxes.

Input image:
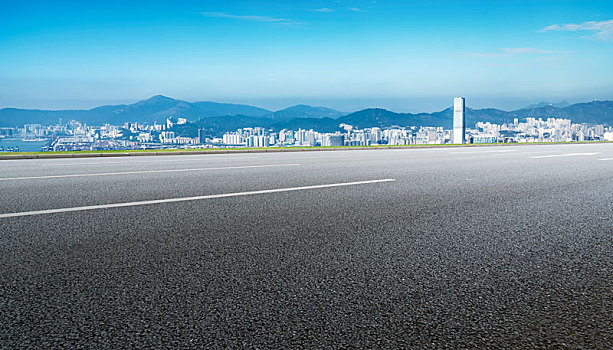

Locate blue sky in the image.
[1,0,612,112]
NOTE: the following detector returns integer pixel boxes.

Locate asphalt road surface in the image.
[1,143,612,349]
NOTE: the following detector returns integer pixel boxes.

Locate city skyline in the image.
[2,0,613,111]
[3,96,611,153]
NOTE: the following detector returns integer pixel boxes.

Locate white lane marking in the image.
[133,157,260,163]
[598,157,613,161]
[531,152,601,159]
[44,157,261,166]
[389,148,450,152]
[0,179,396,218]
[450,149,517,154]
[43,161,131,166]
[0,164,300,181]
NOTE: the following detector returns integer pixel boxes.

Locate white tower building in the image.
[453,97,466,144]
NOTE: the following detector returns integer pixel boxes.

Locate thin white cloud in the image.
[348,7,364,12]
[469,47,573,58]
[310,8,334,12]
[540,19,613,40]
[468,52,507,58]
[501,48,568,55]
[202,12,294,24]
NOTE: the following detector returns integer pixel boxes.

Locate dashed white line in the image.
[598,157,613,161]
[0,179,396,218]
[0,163,300,181]
[531,152,601,159]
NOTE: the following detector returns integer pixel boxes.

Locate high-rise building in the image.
[369,127,382,144]
[198,129,208,144]
[453,97,465,144]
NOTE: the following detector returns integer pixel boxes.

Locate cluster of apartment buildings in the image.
[214,125,451,148]
[212,119,612,148]
[475,117,611,143]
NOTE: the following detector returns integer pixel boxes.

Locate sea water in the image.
[0,139,50,152]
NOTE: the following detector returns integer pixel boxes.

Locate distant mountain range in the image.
[0,95,272,126]
[522,101,571,109]
[1,96,612,136]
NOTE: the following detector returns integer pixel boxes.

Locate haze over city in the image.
[2,0,613,111]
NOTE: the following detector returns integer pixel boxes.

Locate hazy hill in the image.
[191,101,271,118]
[523,101,571,109]
[0,95,272,126]
[0,97,342,127]
[513,100,613,124]
[270,105,344,120]
[336,108,429,128]
[196,115,273,135]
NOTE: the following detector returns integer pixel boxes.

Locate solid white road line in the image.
[0,164,300,181]
[49,161,129,166]
[531,152,601,159]
[27,156,262,166]
[0,179,396,218]
[132,157,260,163]
[450,149,517,154]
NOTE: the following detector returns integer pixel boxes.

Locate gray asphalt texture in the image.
[0,143,612,349]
